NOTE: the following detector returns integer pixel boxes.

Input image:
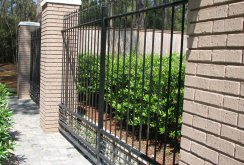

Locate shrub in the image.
[78,53,185,137]
[0,83,14,163]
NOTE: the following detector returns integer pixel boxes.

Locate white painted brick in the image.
[191,142,218,164]
[185,75,210,90]
[188,0,213,10]
[181,125,206,144]
[212,50,243,64]
[197,64,225,78]
[213,0,237,4]
[184,87,195,100]
[226,66,244,80]
[192,116,206,130]
[207,134,235,156]
[182,112,193,126]
[187,50,212,62]
[188,21,213,35]
[238,114,244,129]
[198,36,211,48]
[239,99,244,113]
[180,137,192,151]
[223,96,239,110]
[198,5,228,21]
[225,17,244,32]
[185,62,196,75]
[211,35,227,47]
[219,154,243,165]
[206,120,221,135]
[183,100,209,117]
[229,1,244,16]
[188,36,198,48]
[179,161,187,165]
[204,161,213,165]
[235,145,244,161]
[241,82,244,97]
[188,10,198,23]
[213,20,224,33]
[192,115,221,135]
[227,34,244,47]
[195,90,223,107]
[221,125,244,144]
[209,79,240,95]
[180,150,204,165]
[208,106,237,126]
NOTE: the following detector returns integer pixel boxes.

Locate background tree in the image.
[0,0,37,63]
[80,0,186,31]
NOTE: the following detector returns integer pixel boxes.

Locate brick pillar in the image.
[40,0,80,132]
[180,1,244,165]
[18,22,40,99]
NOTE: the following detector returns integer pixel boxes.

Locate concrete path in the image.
[9,97,92,165]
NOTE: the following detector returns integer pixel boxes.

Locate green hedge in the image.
[78,53,185,137]
[0,83,14,162]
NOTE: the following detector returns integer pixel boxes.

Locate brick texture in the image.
[18,25,40,99]
[180,0,244,165]
[40,3,80,132]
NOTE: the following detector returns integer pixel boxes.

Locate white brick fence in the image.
[180,0,244,165]
[17,0,244,164]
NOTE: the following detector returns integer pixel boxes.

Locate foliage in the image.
[0,83,14,163]
[0,0,37,63]
[78,53,185,137]
[0,16,17,63]
[80,0,186,31]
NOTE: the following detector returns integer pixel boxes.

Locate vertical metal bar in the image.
[75,10,79,116]
[81,17,85,116]
[132,10,140,148]
[163,6,175,165]
[154,4,166,161]
[93,22,97,122]
[139,13,147,152]
[95,17,101,125]
[173,3,186,164]
[114,15,122,138]
[97,5,107,164]
[105,18,111,132]
[119,17,127,140]
[125,13,133,145]
[146,6,156,156]
[109,16,116,134]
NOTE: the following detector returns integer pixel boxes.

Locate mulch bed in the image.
[79,104,180,165]
[0,63,17,89]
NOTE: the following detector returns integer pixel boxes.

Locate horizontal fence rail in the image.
[60,0,187,164]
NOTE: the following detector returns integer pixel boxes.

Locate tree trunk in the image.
[1,0,7,17]
[136,0,144,28]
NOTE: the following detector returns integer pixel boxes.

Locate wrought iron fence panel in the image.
[30,27,41,104]
[60,0,187,164]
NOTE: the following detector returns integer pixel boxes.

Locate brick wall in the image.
[180,0,244,165]
[40,2,80,132]
[18,24,40,99]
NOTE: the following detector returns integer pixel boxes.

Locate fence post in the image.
[40,0,81,132]
[17,22,40,100]
[97,5,107,164]
[180,0,244,165]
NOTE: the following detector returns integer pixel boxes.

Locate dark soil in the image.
[0,63,17,89]
[78,104,180,165]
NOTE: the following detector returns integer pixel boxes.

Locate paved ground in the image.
[9,97,92,165]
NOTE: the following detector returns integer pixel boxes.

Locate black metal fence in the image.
[30,28,41,105]
[60,0,187,164]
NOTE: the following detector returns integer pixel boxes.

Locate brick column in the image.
[40,0,80,132]
[18,22,40,99]
[180,1,244,165]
